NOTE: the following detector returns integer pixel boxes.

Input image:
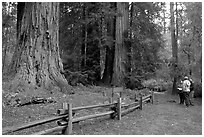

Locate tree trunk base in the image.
[7,67,73,94]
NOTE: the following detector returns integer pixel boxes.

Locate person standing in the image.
[182,76,191,107]
[189,78,194,106]
[178,80,184,104]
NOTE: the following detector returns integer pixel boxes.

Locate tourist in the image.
[182,76,191,107]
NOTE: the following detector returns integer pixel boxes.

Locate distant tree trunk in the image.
[162,4,166,34]
[9,2,71,93]
[113,2,129,86]
[199,55,202,82]
[101,3,116,84]
[187,48,192,76]
[99,10,106,81]
[129,2,134,73]
[81,3,88,69]
[170,2,178,95]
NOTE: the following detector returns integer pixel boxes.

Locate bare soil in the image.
[2,84,202,135]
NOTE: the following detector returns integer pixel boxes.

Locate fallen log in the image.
[18,97,56,107]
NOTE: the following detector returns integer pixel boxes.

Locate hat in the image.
[184,76,188,80]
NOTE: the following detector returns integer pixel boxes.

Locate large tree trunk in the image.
[101,3,116,85]
[170,2,178,95]
[113,2,129,86]
[17,2,25,39]
[9,2,71,93]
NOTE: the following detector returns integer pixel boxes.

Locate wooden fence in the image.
[2,90,154,135]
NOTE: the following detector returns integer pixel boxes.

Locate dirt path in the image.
[72,92,202,135]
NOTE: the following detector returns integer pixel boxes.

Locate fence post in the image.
[109,97,112,103]
[151,90,154,104]
[64,103,72,135]
[139,96,142,110]
[63,102,68,111]
[112,86,114,102]
[117,98,122,120]
[61,103,68,134]
[135,94,137,102]
[103,91,106,97]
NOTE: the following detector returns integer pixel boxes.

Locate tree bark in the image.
[170,2,178,95]
[101,3,116,85]
[2,28,9,72]
[188,45,192,76]
[81,3,87,69]
[113,2,129,86]
[9,2,71,93]
[129,2,134,73]
[17,2,25,39]
[99,9,106,81]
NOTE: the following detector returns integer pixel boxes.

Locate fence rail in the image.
[2,90,154,135]
[73,110,115,123]
[73,102,117,112]
[2,114,68,134]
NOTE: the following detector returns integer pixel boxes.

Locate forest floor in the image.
[2,83,202,135]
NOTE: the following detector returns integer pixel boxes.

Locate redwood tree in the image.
[113,2,129,86]
[101,3,116,85]
[170,2,178,95]
[9,2,71,93]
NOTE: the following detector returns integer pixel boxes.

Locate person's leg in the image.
[178,93,183,104]
[189,91,194,106]
[183,92,190,107]
[180,92,184,104]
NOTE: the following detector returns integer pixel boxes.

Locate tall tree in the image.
[170,2,178,95]
[9,2,71,93]
[180,2,202,82]
[161,2,167,34]
[101,2,116,84]
[129,2,134,73]
[81,3,88,69]
[113,2,129,86]
[58,2,164,88]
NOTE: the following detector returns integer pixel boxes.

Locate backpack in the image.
[182,79,191,92]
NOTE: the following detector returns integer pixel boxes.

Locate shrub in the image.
[64,70,96,86]
[193,82,202,98]
[124,75,144,90]
[142,78,172,92]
